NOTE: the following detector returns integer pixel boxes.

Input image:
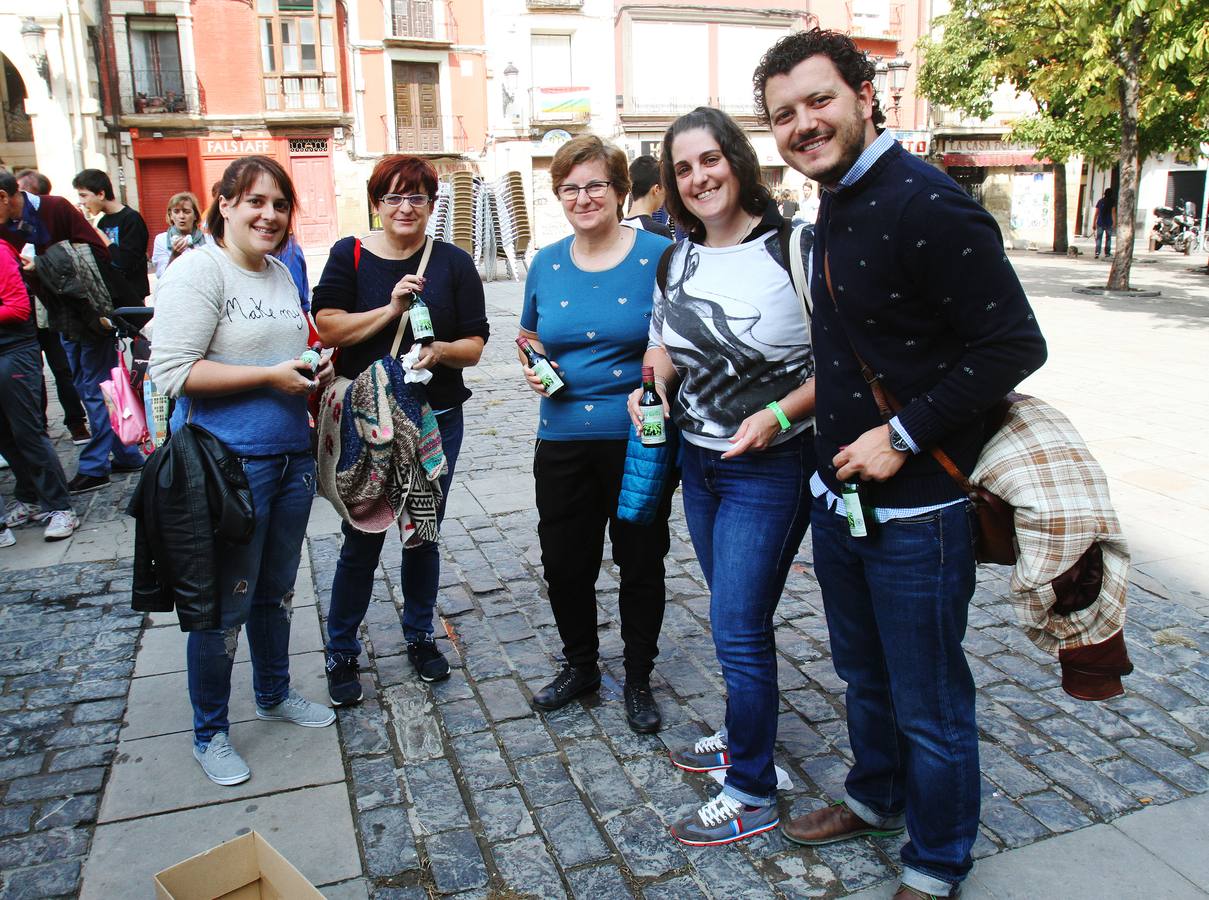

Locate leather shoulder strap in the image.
[389,237,435,359]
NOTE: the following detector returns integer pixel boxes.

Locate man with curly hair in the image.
[753,29,1047,900]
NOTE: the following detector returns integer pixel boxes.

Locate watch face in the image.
[889,428,910,452]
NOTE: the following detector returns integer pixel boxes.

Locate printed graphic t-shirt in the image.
[520,228,671,440]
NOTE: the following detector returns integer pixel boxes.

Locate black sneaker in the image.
[531,664,601,712]
[68,473,109,494]
[110,461,145,474]
[407,638,451,683]
[325,653,363,706]
[623,682,661,734]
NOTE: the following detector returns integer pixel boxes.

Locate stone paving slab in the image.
[133,606,324,678]
[122,650,330,740]
[80,783,360,899]
[99,714,345,823]
[1112,792,1209,890]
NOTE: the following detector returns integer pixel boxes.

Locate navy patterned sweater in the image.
[811,142,1048,508]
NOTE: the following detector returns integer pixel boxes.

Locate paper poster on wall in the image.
[1010,172,1053,233]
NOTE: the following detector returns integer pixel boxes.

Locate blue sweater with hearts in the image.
[811,141,1048,508]
[520,228,670,440]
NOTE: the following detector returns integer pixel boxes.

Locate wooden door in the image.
[289,144,338,249]
[393,62,441,153]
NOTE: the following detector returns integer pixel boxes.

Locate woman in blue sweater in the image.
[631,107,816,845]
[519,135,673,734]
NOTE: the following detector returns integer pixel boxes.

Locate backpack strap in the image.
[654,241,679,296]
[354,238,361,270]
[788,221,813,315]
[388,237,434,358]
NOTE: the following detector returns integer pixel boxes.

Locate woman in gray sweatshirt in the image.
[149,155,336,787]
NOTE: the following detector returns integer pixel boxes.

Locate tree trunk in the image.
[1108,18,1144,291]
[1052,162,1068,253]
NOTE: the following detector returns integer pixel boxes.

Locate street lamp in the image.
[502,62,519,118]
[872,57,888,112]
[21,18,51,92]
[887,52,911,126]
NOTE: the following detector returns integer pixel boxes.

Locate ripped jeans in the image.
[187,452,315,747]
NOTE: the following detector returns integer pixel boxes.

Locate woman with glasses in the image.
[518,135,674,734]
[630,107,816,845]
[312,155,489,703]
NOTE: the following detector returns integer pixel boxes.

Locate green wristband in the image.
[766,401,791,432]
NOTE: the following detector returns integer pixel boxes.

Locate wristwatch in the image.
[887,423,911,454]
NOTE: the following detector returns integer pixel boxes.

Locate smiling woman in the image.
[635,106,818,848]
[149,154,339,787]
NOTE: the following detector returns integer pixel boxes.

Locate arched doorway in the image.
[0,53,37,172]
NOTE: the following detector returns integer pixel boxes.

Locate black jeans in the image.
[37,327,86,428]
[534,438,673,683]
[0,344,73,511]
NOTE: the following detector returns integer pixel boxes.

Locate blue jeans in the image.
[680,431,814,807]
[187,452,316,746]
[326,406,464,656]
[812,496,979,896]
[1095,226,1113,256]
[60,336,145,476]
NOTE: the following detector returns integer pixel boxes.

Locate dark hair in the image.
[367,155,438,210]
[15,169,51,195]
[204,155,297,253]
[752,28,885,128]
[549,135,631,222]
[659,107,771,242]
[72,168,116,201]
[628,155,661,201]
[0,169,17,195]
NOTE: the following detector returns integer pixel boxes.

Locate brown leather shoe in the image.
[892,884,961,900]
[781,801,905,846]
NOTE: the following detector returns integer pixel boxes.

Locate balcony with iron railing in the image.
[388,0,454,44]
[394,112,469,154]
[846,1,904,40]
[263,74,340,113]
[127,68,191,115]
[526,0,583,8]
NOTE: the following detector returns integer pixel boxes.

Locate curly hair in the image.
[752,28,885,128]
[659,107,771,243]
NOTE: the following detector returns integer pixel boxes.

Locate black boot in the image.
[532,664,601,712]
[624,682,661,733]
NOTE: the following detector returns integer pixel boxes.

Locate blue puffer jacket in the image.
[616,423,680,525]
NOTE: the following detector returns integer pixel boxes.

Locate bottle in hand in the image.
[638,365,665,446]
[408,293,435,344]
[842,481,878,538]
[516,336,566,396]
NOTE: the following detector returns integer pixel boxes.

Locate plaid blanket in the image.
[971,396,1129,654]
[317,355,445,539]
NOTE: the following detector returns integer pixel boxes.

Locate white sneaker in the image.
[5,500,49,529]
[193,732,251,786]
[43,510,79,542]
[256,689,336,728]
[0,527,15,548]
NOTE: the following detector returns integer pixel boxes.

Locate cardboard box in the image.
[153,831,324,899]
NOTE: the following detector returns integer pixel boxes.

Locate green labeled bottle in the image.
[408,293,435,345]
[515,336,566,396]
[638,365,665,446]
[842,481,878,538]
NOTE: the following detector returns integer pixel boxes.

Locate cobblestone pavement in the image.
[0,479,142,898]
[306,285,1209,899]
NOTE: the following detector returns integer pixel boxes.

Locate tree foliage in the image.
[917,0,1209,287]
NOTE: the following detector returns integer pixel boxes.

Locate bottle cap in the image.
[642,365,654,378]
[515,336,530,348]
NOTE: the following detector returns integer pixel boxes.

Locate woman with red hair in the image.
[313,155,489,702]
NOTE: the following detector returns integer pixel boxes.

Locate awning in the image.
[943,152,1050,167]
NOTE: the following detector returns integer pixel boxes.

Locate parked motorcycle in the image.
[1150,202,1201,254]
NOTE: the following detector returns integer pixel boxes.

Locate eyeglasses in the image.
[556,180,612,202]
[379,193,431,208]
